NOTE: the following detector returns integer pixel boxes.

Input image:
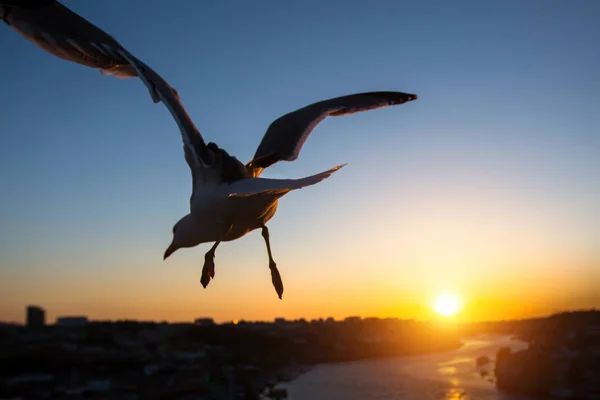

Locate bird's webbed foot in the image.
[201,250,215,288]
[270,260,284,300]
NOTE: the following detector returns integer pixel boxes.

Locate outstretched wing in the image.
[1,0,138,79]
[228,164,346,198]
[248,91,418,174]
[2,0,248,188]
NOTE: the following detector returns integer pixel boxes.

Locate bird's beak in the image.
[163,244,177,260]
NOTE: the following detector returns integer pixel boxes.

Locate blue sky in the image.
[0,0,598,323]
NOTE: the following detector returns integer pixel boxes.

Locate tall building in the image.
[26,305,45,328]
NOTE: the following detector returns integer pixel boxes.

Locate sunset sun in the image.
[433,292,462,316]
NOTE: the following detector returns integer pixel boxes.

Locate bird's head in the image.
[164,214,198,260]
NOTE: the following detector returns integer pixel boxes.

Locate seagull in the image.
[2,1,418,299]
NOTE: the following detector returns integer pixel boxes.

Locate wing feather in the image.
[249,91,417,174]
[2,0,211,171]
[229,164,346,198]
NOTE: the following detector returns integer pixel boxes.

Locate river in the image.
[279,334,533,400]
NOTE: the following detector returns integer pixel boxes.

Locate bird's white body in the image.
[186,164,345,244]
[195,193,280,243]
[187,187,280,245]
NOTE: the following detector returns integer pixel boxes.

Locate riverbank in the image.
[494,311,600,399]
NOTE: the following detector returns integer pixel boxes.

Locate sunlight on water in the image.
[445,387,468,400]
[437,366,458,375]
[282,335,531,400]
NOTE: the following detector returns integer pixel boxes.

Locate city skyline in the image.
[10,303,600,327]
[1,0,599,324]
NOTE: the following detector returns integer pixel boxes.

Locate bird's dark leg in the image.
[200,223,233,288]
[201,241,220,288]
[261,224,284,299]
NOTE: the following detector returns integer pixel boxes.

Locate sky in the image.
[0,0,599,324]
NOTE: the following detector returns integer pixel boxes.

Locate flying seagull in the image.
[2,1,418,299]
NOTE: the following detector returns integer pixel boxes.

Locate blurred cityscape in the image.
[1,305,461,399]
[1,307,598,399]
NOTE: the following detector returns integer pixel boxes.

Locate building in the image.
[26,305,45,328]
[56,316,88,327]
[194,318,216,326]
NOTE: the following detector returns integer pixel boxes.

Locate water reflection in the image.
[437,366,458,375]
[283,334,532,400]
[445,387,467,399]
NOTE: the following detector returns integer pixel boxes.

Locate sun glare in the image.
[433,292,462,316]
